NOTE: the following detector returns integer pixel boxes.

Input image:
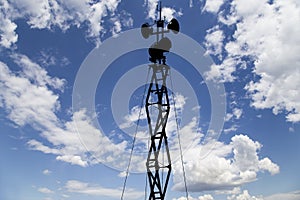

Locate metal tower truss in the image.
[120,2,186,200]
[145,63,172,200]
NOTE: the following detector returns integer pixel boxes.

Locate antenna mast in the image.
[141,2,180,199]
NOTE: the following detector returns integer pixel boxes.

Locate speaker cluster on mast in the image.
[141,2,179,64]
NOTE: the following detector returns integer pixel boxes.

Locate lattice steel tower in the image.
[141,2,180,199]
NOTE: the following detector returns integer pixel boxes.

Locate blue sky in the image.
[0,0,300,200]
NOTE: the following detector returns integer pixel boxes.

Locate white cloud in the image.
[0,16,18,48]
[0,60,61,127]
[118,171,128,178]
[199,194,215,200]
[223,124,238,134]
[204,25,225,59]
[43,198,53,200]
[0,54,280,195]
[205,57,239,82]
[0,0,18,48]
[217,187,241,195]
[61,194,69,198]
[173,189,265,200]
[162,7,182,21]
[227,190,263,200]
[37,49,70,68]
[205,0,300,122]
[204,0,225,13]
[111,17,122,36]
[225,113,234,122]
[146,0,182,20]
[225,107,243,123]
[56,155,88,167]
[146,0,159,19]
[231,134,261,172]
[233,108,243,120]
[1,54,159,171]
[38,187,54,194]
[103,87,253,182]
[189,0,193,8]
[172,134,279,192]
[258,157,280,175]
[0,55,131,168]
[0,0,130,48]
[12,54,65,90]
[264,190,300,200]
[42,169,52,175]
[65,180,143,199]
[27,140,60,154]
[173,194,214,200]
[120,106,147,129]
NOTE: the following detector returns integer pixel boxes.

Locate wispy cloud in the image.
[65,180,143,199]
[42,169,52,175]
[264,190,300,200]
[0,0,133,48]
[38,187,54,194]
[0,55,127,168]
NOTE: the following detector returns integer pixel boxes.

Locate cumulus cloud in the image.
[65,180,143,199]
[204,0,300,122]
[172,134,279,192]
[72,81,279,189]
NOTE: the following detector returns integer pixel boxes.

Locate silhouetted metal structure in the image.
[141,2,180,199]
